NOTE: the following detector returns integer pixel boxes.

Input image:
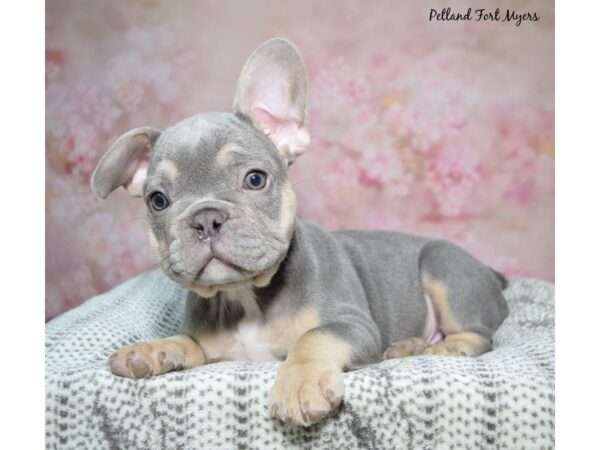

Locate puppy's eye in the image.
[149,192,169,211]
[244,171,267,190]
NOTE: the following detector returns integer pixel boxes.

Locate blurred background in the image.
[45,0,554,320]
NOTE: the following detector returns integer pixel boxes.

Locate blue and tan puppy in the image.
[91,38,509,426]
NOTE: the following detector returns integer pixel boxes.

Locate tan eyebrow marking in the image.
[216,143,245,167]
[157,160,178,182]
[279,181,297,235]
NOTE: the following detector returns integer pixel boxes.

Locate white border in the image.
[2,0,597,445]
[0,1,45,447]
[556,0,600,446]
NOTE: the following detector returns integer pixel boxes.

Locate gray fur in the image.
[91,127,161,199]
[419,240,509,338]
[92,37,509,368]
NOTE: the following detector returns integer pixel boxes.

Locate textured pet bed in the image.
[46,270,554,449]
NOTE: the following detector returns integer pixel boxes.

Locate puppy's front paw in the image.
[109,341,186,379]
[270,361,344,426]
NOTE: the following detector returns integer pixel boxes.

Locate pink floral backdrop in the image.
[45,0,554,320]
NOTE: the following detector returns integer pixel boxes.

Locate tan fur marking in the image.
[157,160,178,182]
[279,181,297,236]
[259,308,320,354]
[190,285,220,298]
[424,332,490,357]
[421,273,461,334]
[108,335,206,379]
[444,332,490,355]
[163,335,208,365]
[193,307,320,362]
[194,329,237,362]
[190,262,282,298]
[147,229,161,258]
[287,330,352,368]
[216,143,244,167]
[383,337,430,359]
[250,264,279,288]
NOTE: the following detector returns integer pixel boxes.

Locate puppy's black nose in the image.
[190,209,226,239]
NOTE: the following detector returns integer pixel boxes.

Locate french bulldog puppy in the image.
[91,38,509,427]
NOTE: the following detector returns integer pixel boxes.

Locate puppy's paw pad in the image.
[109,345,152,379]
[108,342,184,378]
[270,362,344,427]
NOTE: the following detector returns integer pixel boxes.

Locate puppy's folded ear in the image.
[233,38,311,165]
[90,127,161,199]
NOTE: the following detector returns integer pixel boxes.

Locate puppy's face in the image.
[143,113,296,290]
[91,38,311,295]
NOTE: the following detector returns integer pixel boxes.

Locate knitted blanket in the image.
[46,270,554,449]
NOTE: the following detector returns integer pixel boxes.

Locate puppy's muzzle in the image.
[186,200,232,241]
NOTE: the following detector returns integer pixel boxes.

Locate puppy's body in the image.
[92,38,509,426]
[183,220,507,365]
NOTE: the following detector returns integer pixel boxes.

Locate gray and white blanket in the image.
[46,270,554,449]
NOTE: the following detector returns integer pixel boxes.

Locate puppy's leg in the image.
[270,321,380,427]
[109,335,206,379]
[418,240,509,357]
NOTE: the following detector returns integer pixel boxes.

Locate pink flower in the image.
[424,143,482,217]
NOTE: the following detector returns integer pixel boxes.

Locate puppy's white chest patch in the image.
[217,287,281,362]
[197,287,318,363]
[221,319,280,362]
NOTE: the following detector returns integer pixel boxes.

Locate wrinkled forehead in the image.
[147,112,284,185]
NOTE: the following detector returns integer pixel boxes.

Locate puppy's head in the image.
[90,38,310,296]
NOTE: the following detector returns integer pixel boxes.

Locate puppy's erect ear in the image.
[233,38,311,164]
[90,127,161,199]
